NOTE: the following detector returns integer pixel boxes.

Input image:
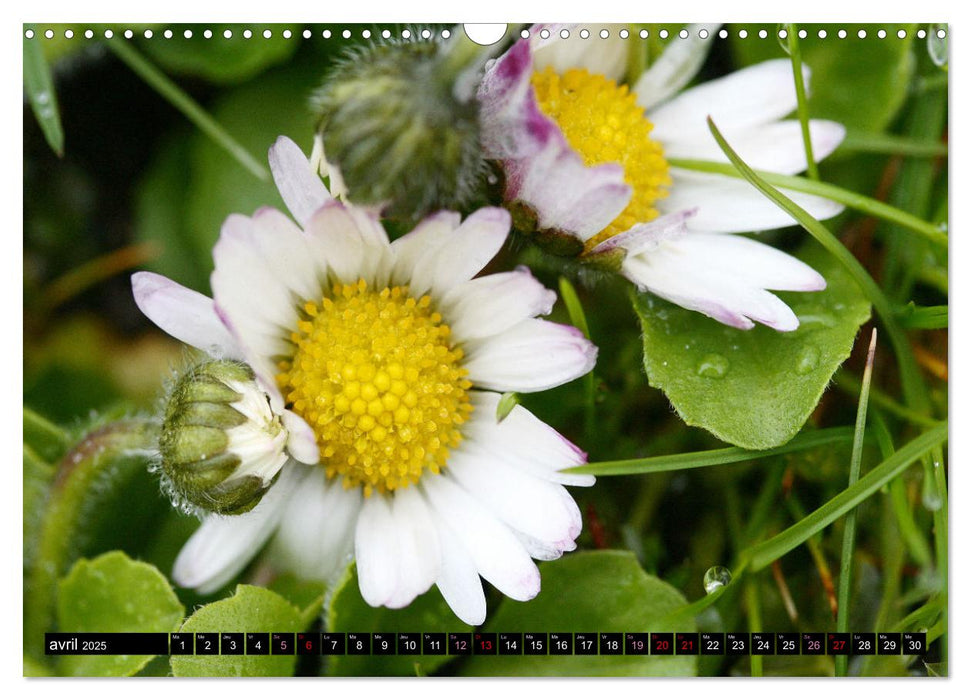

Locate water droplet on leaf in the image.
[697,354,729,379]
[703,566,732,593]
[796,346,820,375]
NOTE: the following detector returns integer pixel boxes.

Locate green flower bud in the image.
[158,360,288,516]
[313,33,490,219]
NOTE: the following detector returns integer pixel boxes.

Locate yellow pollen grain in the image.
[531,67,672,250]
[277,279,473,497]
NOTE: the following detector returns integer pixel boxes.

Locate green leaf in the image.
[140,25,300,84]
[730,23,915,132]
[23,28,64,156]
[56,552,184,677]
[171,585,304,677]
[634,244,871,449]
[460,551,696,676]
[326,566,471,676]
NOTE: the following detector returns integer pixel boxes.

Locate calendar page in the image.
[23,21,949,679]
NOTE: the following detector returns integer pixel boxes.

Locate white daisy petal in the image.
[446,445,581,548]
[513,528,577,561]
[131,271,240,358]
[464,319,597,393]
[386,487,441,608]
[419,207,510,299]
[531,23,629,82]
[650,59,811,142]
[661,173,845,233]
[433,517,487,626]
[465,391,593,487]
[172,465,302,594]
[249,207,324,301]
[273,469,360,581]
[663,120,847,175]
[390,211,463,289]
[303,201,376,285]
[443,268,557,342]
[281,410,321,465]
[422,473,541,602]
[634,23,721,110]
[623,241,809,332]
[268,135,332,227]
[354,495,399,607]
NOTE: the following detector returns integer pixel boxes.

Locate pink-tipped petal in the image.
[268,136,331,227]
[132,271,240,358]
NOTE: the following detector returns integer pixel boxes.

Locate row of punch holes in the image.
[24,26,947,42]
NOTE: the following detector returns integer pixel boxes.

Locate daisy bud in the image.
[312,33,489,218]
[158,360,288,516]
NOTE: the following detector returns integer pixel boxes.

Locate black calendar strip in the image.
[45,631,927,657]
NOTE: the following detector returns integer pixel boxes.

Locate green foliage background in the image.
[23,23,948,677]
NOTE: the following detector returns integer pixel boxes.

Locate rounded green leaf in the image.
[326,566,472,677]
[56,551,184,677]
[634,243,871,449]
[171,585,303,677]
[460,551,696,677]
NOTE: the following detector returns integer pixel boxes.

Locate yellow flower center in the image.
[531,67,671,250]
[277,279,472,497]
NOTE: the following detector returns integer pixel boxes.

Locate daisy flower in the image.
[131,136,597,625]
[477,24,847,332]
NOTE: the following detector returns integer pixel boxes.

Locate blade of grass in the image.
[567,426,853,476]
[667,157,947,249]
[105,39,269,181]
[741,422,947,572]
[837,129,948,158]
[23,26,64,156]
[897,303,948,330]
[835,329,877,677]
[558,276,596,437]
[833,372,938,429]
[786,24,818,181]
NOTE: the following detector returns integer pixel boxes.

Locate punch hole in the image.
[540,28,550,39]
[124,29,133,39]
[402,29,412,39]
[758,29,768,39]
[640,29,649,39]
[342,29,351,39]
[363,29,372,39]
[738,29,748,38]
[45,29,54,39]
[104,29,113,38]
[619,28,629,39]
[223,29,233,39]
[442,29,451,39]
[579,28,590,39]
[243,29,252,39]
[264,29,273,39]
[381,29,390,39]
[184,29,192,39]
[778,28,788,40]
[718,29,728,39]
[302,29,310,39]
[143,29,152,39]
[283,29,292,39]
[818,29,827,39]
[600,29,609,39]
[521,29,530,39]
[798,29,807,39]
[838,29,847,39]
[463,24,507,46]
[917,29,927,38]
[25,29,34,39]
[164,29,173,39]
[204,29,213,39]
[937,29,946,38]
[421,29,431,39]
[699,29,709,39]
[659,29,669,39]
[897,29,907,39]
[85,29,94,39]
[65,29,74,39]
[878,29,887,38]
[679,29,688,39]
[560,29,570,39]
